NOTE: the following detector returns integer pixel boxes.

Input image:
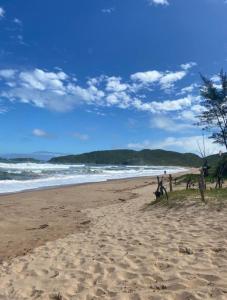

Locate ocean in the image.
[0,162,187,194]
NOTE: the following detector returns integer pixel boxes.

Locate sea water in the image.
[0,162,187,194]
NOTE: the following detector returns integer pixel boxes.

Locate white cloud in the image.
[128,135,225,154]
[133,95,193,113]
[106,94,119,105]
[151,116,193,132]
[176,98,204,122]
[191,104,204,113]
[180,110,197,122]
[131,69,188,90]
[105,76,128,92]
[131,70,162,84]
[0,65,198,114]
[179,83,198,95]
[211,74,221,84]
[0,69,16,79]
[180,62,197,71]
[159,71,186,89]
[176,103,204,123]
[0,68,106,111]
[19,69,67,91]
[0,7,5,19]
[32,128,50,138]
[148,0,169,6]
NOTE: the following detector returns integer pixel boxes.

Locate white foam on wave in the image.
[0,164,187,194]
[0,162,84,170]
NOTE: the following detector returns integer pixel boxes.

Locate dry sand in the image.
[0,177,153,262]
[0,173,227,299]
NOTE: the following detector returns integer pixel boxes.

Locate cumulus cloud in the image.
[178,103,204,122]
[0,64,198,114]
[132,95,193,113]
[19,69,68,91]
[180,62,197,70]
[131,70,162,84]
[159,71,186,90]
[0,68,105,112]
[128,135,225,154]
[131,62,196,91]
[0,7,5,19]
[148,0,169,5]
[179,83,198,95]
[105,76,128,92]
[131,70,186,90]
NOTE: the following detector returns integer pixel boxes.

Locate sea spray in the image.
[0,162,187,193]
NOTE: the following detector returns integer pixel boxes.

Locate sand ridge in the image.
[0,179,227,299]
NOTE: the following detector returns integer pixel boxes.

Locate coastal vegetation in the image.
[49,148,227,171]
[198,71,227,150]
[49,149,202,167]
[151,187,227,209]
[151,71,227,205]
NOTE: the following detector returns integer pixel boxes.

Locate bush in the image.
[212,154,227,178]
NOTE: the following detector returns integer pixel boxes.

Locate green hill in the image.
[0,157,41,163]
[206,153,222,166]
[49,149,203,167]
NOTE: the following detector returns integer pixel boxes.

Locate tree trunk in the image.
[169,174,173,192]
[198,170,206,203]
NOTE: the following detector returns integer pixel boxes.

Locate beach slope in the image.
[0,175,227,299]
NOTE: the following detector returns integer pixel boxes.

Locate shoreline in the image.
[0,168,190,197]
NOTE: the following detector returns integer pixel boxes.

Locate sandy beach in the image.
[2,0,227,298]
[0,173,227,300]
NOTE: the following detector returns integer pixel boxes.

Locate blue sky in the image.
[0,0,227,155]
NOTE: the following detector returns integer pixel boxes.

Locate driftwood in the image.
[186,179,192,190]
[154,176,168,201]
[215,176,223,189]
[169,174,173,192]
[215,162,225,189]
